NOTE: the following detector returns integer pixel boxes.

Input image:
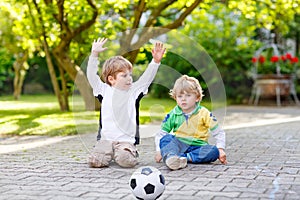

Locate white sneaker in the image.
[166,156,187,170]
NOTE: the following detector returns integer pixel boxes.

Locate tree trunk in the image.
[58,65,69,111]
[13,52,28,100]
[52,49,97,111]
[43,40,68,111]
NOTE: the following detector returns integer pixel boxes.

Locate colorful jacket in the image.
[155,104,225,151]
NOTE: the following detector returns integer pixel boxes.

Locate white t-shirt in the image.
[87,56,160,144]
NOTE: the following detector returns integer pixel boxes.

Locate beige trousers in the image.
[88,140,138,168]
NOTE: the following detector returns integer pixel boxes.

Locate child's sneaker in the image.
[165,156,187,170]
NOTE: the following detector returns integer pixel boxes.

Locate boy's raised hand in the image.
[152,42,166,64]
[91,38,108,57]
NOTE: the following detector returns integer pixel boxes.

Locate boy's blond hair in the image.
[170,75,204,101]
[101,56,133,85]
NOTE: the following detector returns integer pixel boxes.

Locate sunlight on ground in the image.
[1,101,58,110]
[0,120,19,133]
[0,114,29,123]
[0,95,100,136]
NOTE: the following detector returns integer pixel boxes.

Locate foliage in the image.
[0,3,24,95]
[25,55,53,92]
[0,48,14,95]
[150,51,196,98]
[1,0,300,104]
[0,0,202,110]
[228,0,300,36]
[285,13,300,47]
[181,3,261,103]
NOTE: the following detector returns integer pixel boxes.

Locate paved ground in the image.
[0,105,300,200]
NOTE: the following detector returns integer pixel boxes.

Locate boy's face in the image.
[175,91,200,113]
[109,69,133,91]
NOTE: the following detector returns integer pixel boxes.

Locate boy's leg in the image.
[187,145,219,164]
[88,140,113,168]
[160,134,180,160]
[160,134,187,170]
[113,142,138,168]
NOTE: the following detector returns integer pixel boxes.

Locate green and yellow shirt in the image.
[155,104,225,151]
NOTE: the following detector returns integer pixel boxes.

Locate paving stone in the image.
[1,106,300,199]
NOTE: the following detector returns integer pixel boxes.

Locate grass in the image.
[0,94,219,137]
[0,94,178,137]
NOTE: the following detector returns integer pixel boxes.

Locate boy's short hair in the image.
[101,56,133,85]
[170,75,204,101]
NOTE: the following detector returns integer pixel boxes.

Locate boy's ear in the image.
[108,75,115,85]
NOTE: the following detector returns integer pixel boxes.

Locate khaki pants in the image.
[88,140,138,168]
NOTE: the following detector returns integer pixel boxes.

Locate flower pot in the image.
[256,74,291,97]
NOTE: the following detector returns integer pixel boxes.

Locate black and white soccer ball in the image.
[129,166,165,200]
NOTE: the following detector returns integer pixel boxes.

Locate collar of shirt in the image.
[173,103,201,116]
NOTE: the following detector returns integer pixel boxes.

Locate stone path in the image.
[0,106,300,199]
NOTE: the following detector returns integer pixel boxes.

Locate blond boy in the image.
[155,75,227,170]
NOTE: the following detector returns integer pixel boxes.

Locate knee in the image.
[114,150,138,168]
[88,152,112,168]
[212,146,220,158]
[190,145,219,164]
[204,145,219,157]
[161,134,174,141]
[206,145,219,161]
[88,140,113,168]
[113,142,138,168]
[159,134,174,147]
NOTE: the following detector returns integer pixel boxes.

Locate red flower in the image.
[270,55,279,63]
[291,57,299,63]
[280,55,286,61]
[258,55,265,63]
[286,53,292,60]
[252,57,257,63]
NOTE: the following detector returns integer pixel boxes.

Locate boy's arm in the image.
[211,126,226,149]
[155,129,168,151]
[87,38,108,95]
[87,56,104,96]
[154,129,168,163]
[134,60,160,93]
[134,42,166,93]
[206,108,225,149]
[211,127,227,164]
[154,110,174,163]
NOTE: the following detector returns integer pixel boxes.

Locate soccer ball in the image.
[129,166,165,200]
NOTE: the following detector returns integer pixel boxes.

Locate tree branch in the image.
[122,0,202,63]
[54,0,72,37]
[73,0,98,36]
[132,0,146,29]
[55,0,98,51]
[145,0,177,27]
[163,0,202,29]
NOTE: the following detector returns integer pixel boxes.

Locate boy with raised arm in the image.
[87,38,166,168]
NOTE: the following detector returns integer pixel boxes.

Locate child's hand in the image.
[218,148,227,164]
[91,38,108,57]
[151,42,166,64]
[155,151,162,163]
